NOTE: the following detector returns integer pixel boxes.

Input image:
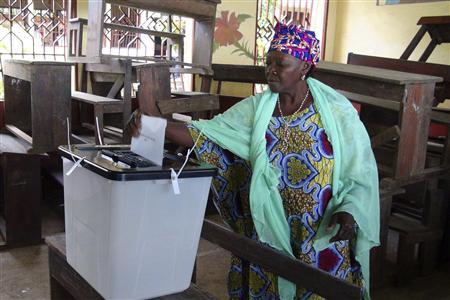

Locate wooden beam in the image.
[86,0,105,63]
[395,82,435,177]
[5,124,32,146]
[107,76,124,99]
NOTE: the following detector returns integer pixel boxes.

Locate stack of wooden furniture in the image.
[0,59,72,250]
[347,52,450,283]
[67,0,220,143]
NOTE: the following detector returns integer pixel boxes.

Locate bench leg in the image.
[397,234,415,284]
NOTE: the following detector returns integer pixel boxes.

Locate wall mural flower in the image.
[213,10,254,60]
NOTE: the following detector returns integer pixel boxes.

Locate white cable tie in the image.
[176,130,203,178]
[170,130,203,195]
[170,168,180,195]
[66,156,86,176]
[95,116,104,146]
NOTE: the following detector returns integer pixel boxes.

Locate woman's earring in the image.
[301,74,306,80]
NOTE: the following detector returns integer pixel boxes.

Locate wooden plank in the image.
[211,64,266,83]
[106,0,218,19]
[347,53,450,103]
[315,70,406,101]
[317,61,442,85]
[337,90,400,111]
[201,220,362,300]
[72,91,123,105]
[122,59,132,143]
[395,82,435,177]
[137,65,171,116]
[86,0,105,63]
[157,95,219,114]
[2,60,32,81]
[380,166,450,189]
[104,23,184,40]
[347,53,450,82]
[5,125,33,146]
[3,75,32,134]
[192,18,215,68]
[431,110,450,125]
[418,16,450,25]
[106,76,124,99]
[31,64,72,153]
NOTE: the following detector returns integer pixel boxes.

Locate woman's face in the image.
[265,51,310,93]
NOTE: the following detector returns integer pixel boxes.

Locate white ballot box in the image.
[58,145,216,300]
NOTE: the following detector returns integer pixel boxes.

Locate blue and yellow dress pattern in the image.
[189,102,363,299]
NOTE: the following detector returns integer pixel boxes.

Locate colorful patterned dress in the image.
[189,102,363,300]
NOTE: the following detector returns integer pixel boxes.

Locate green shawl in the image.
[192,78,379,299]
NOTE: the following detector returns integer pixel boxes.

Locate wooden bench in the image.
[45,234,216,300]
[382,167,450,283]
[72,91,126,144]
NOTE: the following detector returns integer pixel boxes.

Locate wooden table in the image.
[207,62,443,178]
[45,234,215,300]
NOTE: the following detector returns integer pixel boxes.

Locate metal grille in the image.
[102,3,185,61]
[0,0,67,61]
[255,0,314,66]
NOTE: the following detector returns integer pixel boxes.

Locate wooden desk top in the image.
[209,62,443,86]
[317,61,443,85]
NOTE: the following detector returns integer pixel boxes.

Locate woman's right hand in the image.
[125,109,142,137]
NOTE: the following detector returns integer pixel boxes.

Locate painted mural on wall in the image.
[213,10,254,60]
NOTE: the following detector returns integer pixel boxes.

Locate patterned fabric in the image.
[189,103,363,299]
[268,22,320,65]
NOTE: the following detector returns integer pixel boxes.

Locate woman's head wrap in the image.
[268,22,320,65]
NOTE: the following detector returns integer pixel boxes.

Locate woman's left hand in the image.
[327,212,357,242]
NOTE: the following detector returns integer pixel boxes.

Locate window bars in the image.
[0,0,67,61]
[255,0,315,66]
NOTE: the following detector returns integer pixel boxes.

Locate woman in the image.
[129,22,379,300]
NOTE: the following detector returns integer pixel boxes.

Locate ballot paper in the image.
[131,115,167,166]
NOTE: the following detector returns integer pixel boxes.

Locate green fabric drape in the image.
[192,78,379,299]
